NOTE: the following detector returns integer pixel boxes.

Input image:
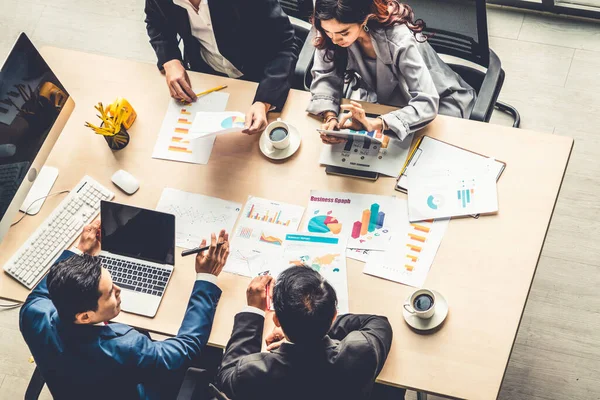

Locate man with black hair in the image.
[19,221,230,400]
[217,265,397,400]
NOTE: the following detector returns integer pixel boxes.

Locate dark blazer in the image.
[217,312,393,400]
[19,251,222,400]
[144,0,299,110]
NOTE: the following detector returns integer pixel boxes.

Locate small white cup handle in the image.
[403,303,415,314]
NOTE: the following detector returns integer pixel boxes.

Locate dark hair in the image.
[47,254,103,323]
[313,0,426,73]
[272,265,337,344]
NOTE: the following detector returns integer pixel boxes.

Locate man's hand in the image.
[246,275,273,311]
[163,59,196,103]
[242,102,270,135]
[265,326,286,351]
[195,230,230,276]
[338,101,383,132]
[77,220,101,255]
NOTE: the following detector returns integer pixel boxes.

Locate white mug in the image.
[265,118,290,150]
[403,288,436,319]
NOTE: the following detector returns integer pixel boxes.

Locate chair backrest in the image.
[279,0,314,22]
[409,0,491,68]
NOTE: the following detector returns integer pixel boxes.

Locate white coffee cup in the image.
[403,289,436,319]
[265,118,290,150]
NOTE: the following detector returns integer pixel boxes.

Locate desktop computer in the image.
[0,32,75,245]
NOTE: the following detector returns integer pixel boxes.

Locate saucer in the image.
[259,124,301,160]
[403,290,449,332]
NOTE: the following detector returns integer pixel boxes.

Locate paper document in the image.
[397,136,506,192]
[156,188,241,249]
[304,191,405,251]
[224,197,305,277]
[363,200,450,287]
[317,129,384,144]
[267,233,349,314]
[407,160,499,222]
[319,134,411,177]
[152,92,229,165]
[188,111,246,140]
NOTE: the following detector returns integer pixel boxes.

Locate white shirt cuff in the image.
[240,305,266,318]
[70,247,83,256]
[196,273,218,287]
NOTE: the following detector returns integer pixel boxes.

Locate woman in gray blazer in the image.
[307,0,476,144]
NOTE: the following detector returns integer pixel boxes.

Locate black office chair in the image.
[279,0,315,91]
[294,0,520,127]
[410,0,520,127]
[25,366,229,400]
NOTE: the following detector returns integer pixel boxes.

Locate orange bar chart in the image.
[360,209,371,235]
[174,128,189,134]
[407,244,422,253]
[408,233,426,243]
[168,145,192,154]
[411,223,431,233]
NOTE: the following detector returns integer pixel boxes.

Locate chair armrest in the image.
[470,49,503,122]
[176,367,209,400]
[294,27,317,91]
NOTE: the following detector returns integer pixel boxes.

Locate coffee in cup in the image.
[403,289,436,319]
[265,118,290,150]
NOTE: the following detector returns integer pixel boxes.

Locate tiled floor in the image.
[1,2,600,399]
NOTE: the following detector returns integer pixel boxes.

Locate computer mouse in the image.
[111,169,140,195]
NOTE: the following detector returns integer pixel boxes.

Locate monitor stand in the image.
[19,166,59,215]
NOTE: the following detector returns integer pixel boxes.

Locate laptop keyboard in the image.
[99,256,171,297]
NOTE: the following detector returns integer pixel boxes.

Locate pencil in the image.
[181,242,224,257]
[196,85,228,98]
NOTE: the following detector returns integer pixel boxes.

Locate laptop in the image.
[99,200,175,317]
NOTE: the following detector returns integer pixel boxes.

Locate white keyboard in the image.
[3,176,114,289]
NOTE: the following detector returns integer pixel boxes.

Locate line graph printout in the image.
[156,188,241,249]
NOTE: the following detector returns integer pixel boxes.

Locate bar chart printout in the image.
[224,196,305,277]
[363,200,450,287]
[152,92,229,164]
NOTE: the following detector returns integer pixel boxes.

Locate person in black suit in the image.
[144,0,299,134]
[217,266,404,400]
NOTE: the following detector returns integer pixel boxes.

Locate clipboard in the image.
[395,136,506,193]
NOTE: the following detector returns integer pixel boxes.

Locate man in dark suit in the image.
[20,222,230,400]
[144,0,299,134]
[217,266,402,400]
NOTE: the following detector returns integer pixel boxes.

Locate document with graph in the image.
[407,160,498,222]
[152,92,229,165]
[224,196,305,277]
[188,112,246,140]
[363,200,450,287]
[303,191,406,251]
[156,188,241,249]
[319,134,411,177]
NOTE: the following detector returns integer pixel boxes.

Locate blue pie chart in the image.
[427,194,444,210]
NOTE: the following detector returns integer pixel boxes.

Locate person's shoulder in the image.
[379,23,418,45]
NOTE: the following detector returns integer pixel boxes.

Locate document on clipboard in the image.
[395,136,506,193]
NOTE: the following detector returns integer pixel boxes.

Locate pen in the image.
[196,85,228,98]
[181,242,224,257]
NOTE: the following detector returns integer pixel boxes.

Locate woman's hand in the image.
[338,101,384,132]
[319,113,346,145]
[163,59,196,103]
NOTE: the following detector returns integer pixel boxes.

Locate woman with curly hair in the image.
[308,0,476,144]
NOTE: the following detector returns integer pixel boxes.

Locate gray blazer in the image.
[307,24,477,140]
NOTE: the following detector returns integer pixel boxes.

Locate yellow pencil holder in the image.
[106,97,137,130]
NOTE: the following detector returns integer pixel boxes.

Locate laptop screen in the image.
[100,201,175,265]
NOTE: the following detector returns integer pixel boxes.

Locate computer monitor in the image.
[0,33,75,244]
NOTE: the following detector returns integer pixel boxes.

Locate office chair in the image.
[25,366,228,400]
[294,0,520,127]
[409,0,520,127]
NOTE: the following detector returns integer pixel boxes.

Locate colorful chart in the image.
[239,226,253,239]
[221,115,245,129]
[404,220,434,272]
[246,204,292,226]
[259,232,283,246]
[350,203,386,239]
[290,253,341,273]
[308,215,343,234]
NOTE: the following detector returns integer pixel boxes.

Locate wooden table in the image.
[0,48,572,399]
